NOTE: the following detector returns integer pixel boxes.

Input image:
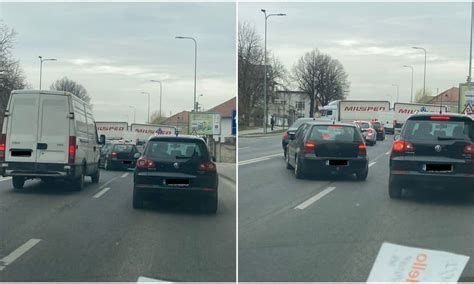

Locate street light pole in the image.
[403,65,414,103]
[197,94,203,111]
[141,92,150,123]
[38,56,57,90]
[392,84,399,103]
[468,1,474,83]
[412,46,427,96]
[128,106,136,123]
[175,36,197,112]
[150,80,162,121]
[261,9,286,134]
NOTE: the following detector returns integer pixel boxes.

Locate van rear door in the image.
[6,93,40,163]
[36,94,70,164]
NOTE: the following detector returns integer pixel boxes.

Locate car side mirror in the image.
[99,135,106,145]
[394,134,400,140]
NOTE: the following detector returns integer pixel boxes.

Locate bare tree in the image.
[292,49,349,117]
[50,77,91,103]
[238,22,287,126]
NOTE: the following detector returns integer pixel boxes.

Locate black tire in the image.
[389,176,403,199]
[286,151,293,169]
[202,193,218,214]
[12,176,25,189]
[133,189,144,209]
[71,171,85,191]
[91,168,100,184]
[294,155,305,179]
[356,167,368,181]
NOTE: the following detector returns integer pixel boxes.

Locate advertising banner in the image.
[189,112,221,135]
[130,124,176,142]
[95,121,128,140]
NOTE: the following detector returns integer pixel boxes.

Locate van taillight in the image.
[198,161,216,172]
[0,134,6,161]
[68,136,76,164]
[303,140,316,154]
[392,140,414,153]
[464,144,474,155]
[358,144,367,156]
[137,158,155,168]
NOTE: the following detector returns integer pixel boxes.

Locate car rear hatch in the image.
[308,125,364,158]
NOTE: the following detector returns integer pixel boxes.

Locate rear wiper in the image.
[437,137,464,141]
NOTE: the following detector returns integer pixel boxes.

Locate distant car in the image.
[133,135,218,213]
[372,121,386,141]
[354,121,377,146]
[286,122,369,180]
[384,121,394,134]
[100,143,141,170]
[389,113,474,198]
[282,117,330,157]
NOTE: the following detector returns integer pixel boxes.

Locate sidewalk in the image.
[216,162,236,183]
[239,126,286,137]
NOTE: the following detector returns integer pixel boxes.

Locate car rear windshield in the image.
[358,122,370,129]
[403,118,474,141]
[373,122,381,128]
[145,139,208,161]
[309,125,363,143]
[113,144,135,153]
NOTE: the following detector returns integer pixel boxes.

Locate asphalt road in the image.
[238,134,474,282]
[0,167,235,282]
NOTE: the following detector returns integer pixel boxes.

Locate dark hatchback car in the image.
[100,143,141,170]
[286,122,369,180]
[282,117,330,157]
[389,113,474,198]
[372,121,386,141]
[133,135,218,213]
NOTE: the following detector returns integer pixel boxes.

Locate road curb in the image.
[218,173,235,183]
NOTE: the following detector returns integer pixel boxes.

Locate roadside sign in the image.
[231,110,236,136]
[462,103,473,114]
[189,112,221,135]
[459,83,474,114]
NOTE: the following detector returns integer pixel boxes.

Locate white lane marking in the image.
[0,177,11,182]
[121,172,129,178]
[93,187,111,199]
[239,153,282,166]
[0,239,41,267]
[369,162,377,168]
[385,151,391,155]
[0,265,4,271]
[98,175,121,190]
[294,187,336,210]
[239,147,249,150]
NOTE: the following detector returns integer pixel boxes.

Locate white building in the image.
[268,90,313,127]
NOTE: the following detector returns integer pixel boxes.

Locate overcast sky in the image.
[239,2,472,104]
[0,2,236,122]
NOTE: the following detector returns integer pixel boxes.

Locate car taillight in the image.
[367,128,374,134]
[380,127,384,131]
[111,151,117,157]
[198,161,216,172]
[303,140,316,154]
[464,144,474,154]
[0,133,6,162]
[358,144,367,156]
[392,140,414,153]
[68,136,76,164]
[283,131,289,138]
[137,158,155,168]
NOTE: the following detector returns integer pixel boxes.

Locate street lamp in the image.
[175,36,197,112]
[261,9,286,134]
[403,65,414,103]
[392,84,399,103]
[128,106,136,123]
[38,56,57,90]
[412,46,427,96]
[141,92,151,123]
[150,80,162,120]
[468,1,474,83]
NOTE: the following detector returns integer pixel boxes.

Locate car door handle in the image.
[37,143,48,150]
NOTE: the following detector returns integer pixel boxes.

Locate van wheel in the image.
[72,172,85,191]
[389,176,402,199]
[133,189,144,209]
[12,176,25,189]
[91,168,100,184]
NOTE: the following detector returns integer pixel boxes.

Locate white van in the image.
[0,90,105,190]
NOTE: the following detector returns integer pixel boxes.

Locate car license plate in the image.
[327,160,348,166]
[423,164,452,173]
[165,179,190,187]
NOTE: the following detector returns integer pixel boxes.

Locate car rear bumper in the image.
[0,162,81,179]
[134,184,217,196]
[390,170,474,189]
[301,156,368,175]
[110,159,136,169]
